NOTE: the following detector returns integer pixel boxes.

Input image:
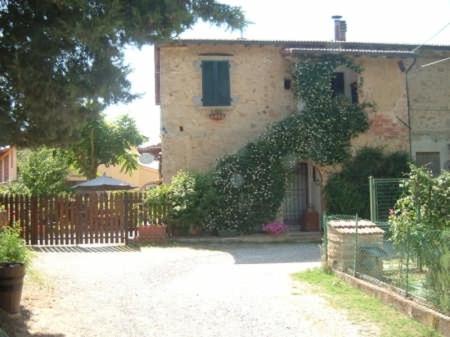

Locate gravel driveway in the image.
[2,243,377,337]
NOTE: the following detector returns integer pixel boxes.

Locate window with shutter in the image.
[201,60,231,106]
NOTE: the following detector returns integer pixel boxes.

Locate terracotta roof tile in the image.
[328,219,385,234]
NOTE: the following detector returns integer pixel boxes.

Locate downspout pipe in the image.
[404,56,417,159]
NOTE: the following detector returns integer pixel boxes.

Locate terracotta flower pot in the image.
[303,208,320,232]
[0,263,25,314]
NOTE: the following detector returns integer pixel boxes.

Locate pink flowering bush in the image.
[262,222,288,235]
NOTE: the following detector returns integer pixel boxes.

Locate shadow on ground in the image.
[30,245,140,253]
[0,307,64,337]
[177,242,322,264]
[30,242,321,264]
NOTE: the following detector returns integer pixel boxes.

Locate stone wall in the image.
[159,43,414,181]
[409,53,450,171]
[350,57,409,154]
[160,44,295,180]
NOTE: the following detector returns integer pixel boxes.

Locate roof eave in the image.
[281,48,416,58]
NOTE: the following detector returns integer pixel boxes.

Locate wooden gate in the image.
[0,193,166,245]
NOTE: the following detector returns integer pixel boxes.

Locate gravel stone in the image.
[8,243,378,337]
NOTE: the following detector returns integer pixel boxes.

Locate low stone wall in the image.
[327,219,384,277]
[335,270,450,337]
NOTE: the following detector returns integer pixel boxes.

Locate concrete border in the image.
[334,270,450,337]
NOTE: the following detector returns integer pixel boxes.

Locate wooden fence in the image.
[0,193,167,245]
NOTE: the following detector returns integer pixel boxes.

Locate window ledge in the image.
[198,105,234,110]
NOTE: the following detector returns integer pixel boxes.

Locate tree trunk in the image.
[86,127,97,179]
[86,166,98,180]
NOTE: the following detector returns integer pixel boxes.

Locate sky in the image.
[104,0,450,145]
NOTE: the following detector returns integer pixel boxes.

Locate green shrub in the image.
[0,225,30,265]
[146,171,217,233]
[390,166,450,312]
[324,147,410,218]
[20,147,69,195]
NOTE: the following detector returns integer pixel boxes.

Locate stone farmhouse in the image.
[154,18,450,227]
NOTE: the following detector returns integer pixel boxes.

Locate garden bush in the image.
[324,147,409,218]
[146,171,216,234]
[4,147,70,196]
[390,166,450,313]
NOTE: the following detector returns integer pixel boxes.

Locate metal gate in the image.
[368,176,406,228]
[282,163,308,230]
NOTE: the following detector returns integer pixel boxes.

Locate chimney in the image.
[332,15,347,41]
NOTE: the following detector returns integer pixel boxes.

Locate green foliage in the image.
[19,147,69,196]
[0,181,30,195]
[0,225,30,265]
[147,171,216,233]
[66,114,146,179]
[209,55,369,232]
[325,147,410,218]
[0,1,245,146]
[390,166,450,312]
[294,269,440,337]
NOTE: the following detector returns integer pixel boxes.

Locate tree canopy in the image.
[66,114,146,179]
[0,0,245,146]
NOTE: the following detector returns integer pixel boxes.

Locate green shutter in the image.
[216,61,230,106]
[202,61,215,106]
[202,60,230,106]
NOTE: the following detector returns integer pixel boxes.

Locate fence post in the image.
[322,211,328,265]
[30,196,38,245]
[353,213,359,277]
[369,176,376,222]
[74,194,82,245]
[123,193,129,245]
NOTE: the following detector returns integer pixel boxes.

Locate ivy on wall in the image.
[207,55,370,232]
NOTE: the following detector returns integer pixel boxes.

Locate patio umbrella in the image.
[72,174,135,191]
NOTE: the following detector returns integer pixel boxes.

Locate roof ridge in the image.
[160,38,450,50]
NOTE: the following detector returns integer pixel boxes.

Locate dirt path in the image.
[1,244,378,337]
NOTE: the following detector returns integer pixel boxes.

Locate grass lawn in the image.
[293,268,441,337]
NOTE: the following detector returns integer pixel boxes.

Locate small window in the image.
[201,60,231,106]
[331,72,345,97]
[284,79,291,90]
[416,152,441,176]
[350,81,359,104]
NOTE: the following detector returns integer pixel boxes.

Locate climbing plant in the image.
[207,55,370,232]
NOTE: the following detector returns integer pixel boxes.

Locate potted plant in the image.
[0,225,30,314]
